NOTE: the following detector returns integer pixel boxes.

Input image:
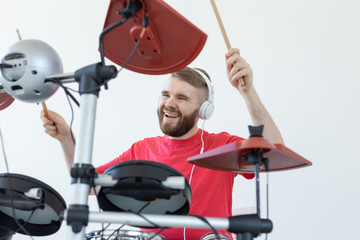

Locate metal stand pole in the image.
[64,63,117,240]
[237,232,254,240]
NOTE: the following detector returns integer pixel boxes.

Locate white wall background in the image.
[0,0,359,239]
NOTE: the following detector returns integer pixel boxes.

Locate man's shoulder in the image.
[205,130,240,138]
[133,135,165,145]
[205,131,245,143]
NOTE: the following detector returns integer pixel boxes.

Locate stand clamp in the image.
[66,204,89,233]
[70,163,97,185]
[68,164,96,234]
[74,62,118,95]
[228,214,272,240]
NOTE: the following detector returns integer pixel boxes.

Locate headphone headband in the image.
[194,69,214,102]
[193,68,215,119]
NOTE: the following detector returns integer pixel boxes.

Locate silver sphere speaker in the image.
[0,39,63,103]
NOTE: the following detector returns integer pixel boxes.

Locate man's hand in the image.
[40,109,76,172]
[225,48,254,94]
[40,110,72,143]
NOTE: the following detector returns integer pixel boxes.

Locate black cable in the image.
[88,31,145,94]
[13,209,35,233]
[90,187,153,239]
[53,14,149,98]
[117,29,143,74]
[63,88,80,107]
[58,30,145,96]
[264,172,269,240]
[45,78,80,109]
[47,77,78,145]
[99,17,128,66]
[106,226,126,240]
[266,172,269,218]
[63,86,77,146]
[190,215,222,240]
[147,227,165,240]
[130,211,162,229]
[117,15,148,75]
[105,201,154,240]
[137,200,152,213]
[96,14,149,93]
[87,15,149,94]
[99,0,146,66]
[0,127,35,240]
[263,158,270,240]
[54,78,80,107]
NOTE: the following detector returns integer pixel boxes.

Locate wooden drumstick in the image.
[41,102,49,116]
[209,0,245,86]
[16,29,49,115]
[16,28,22,40]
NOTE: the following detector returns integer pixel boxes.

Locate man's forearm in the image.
[60,139,75,173]
[243,88,284,144]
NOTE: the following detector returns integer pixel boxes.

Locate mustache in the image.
[161,106,181,115]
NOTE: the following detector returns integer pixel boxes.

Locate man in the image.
[41,48,284,239]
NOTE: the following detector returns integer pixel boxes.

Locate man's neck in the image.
[168,126,199,140]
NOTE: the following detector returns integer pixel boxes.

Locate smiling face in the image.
[157,77,207,139]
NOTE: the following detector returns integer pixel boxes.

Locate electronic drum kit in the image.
[0,131,311,240]
[0,0,312,239]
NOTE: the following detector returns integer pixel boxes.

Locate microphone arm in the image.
[45,72,76,84]
[0,72,76,93]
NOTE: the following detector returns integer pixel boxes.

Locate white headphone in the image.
[194,69,215,120]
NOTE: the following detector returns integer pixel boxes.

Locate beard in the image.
[157,107,199,137]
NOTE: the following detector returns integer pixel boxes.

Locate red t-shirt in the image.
[97,129,253,239]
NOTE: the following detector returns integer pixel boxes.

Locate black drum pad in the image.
[0,173,66,236]
[97,160,191,216]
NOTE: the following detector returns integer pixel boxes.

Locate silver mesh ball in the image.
[0,39,63,103]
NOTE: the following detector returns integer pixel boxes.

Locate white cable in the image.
[184,121,207,239]
[200,120,206,154]
[189,164,196,185]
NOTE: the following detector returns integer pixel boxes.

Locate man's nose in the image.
[164,96,177,108]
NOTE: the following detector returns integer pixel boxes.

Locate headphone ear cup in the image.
[199,100,214,120]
